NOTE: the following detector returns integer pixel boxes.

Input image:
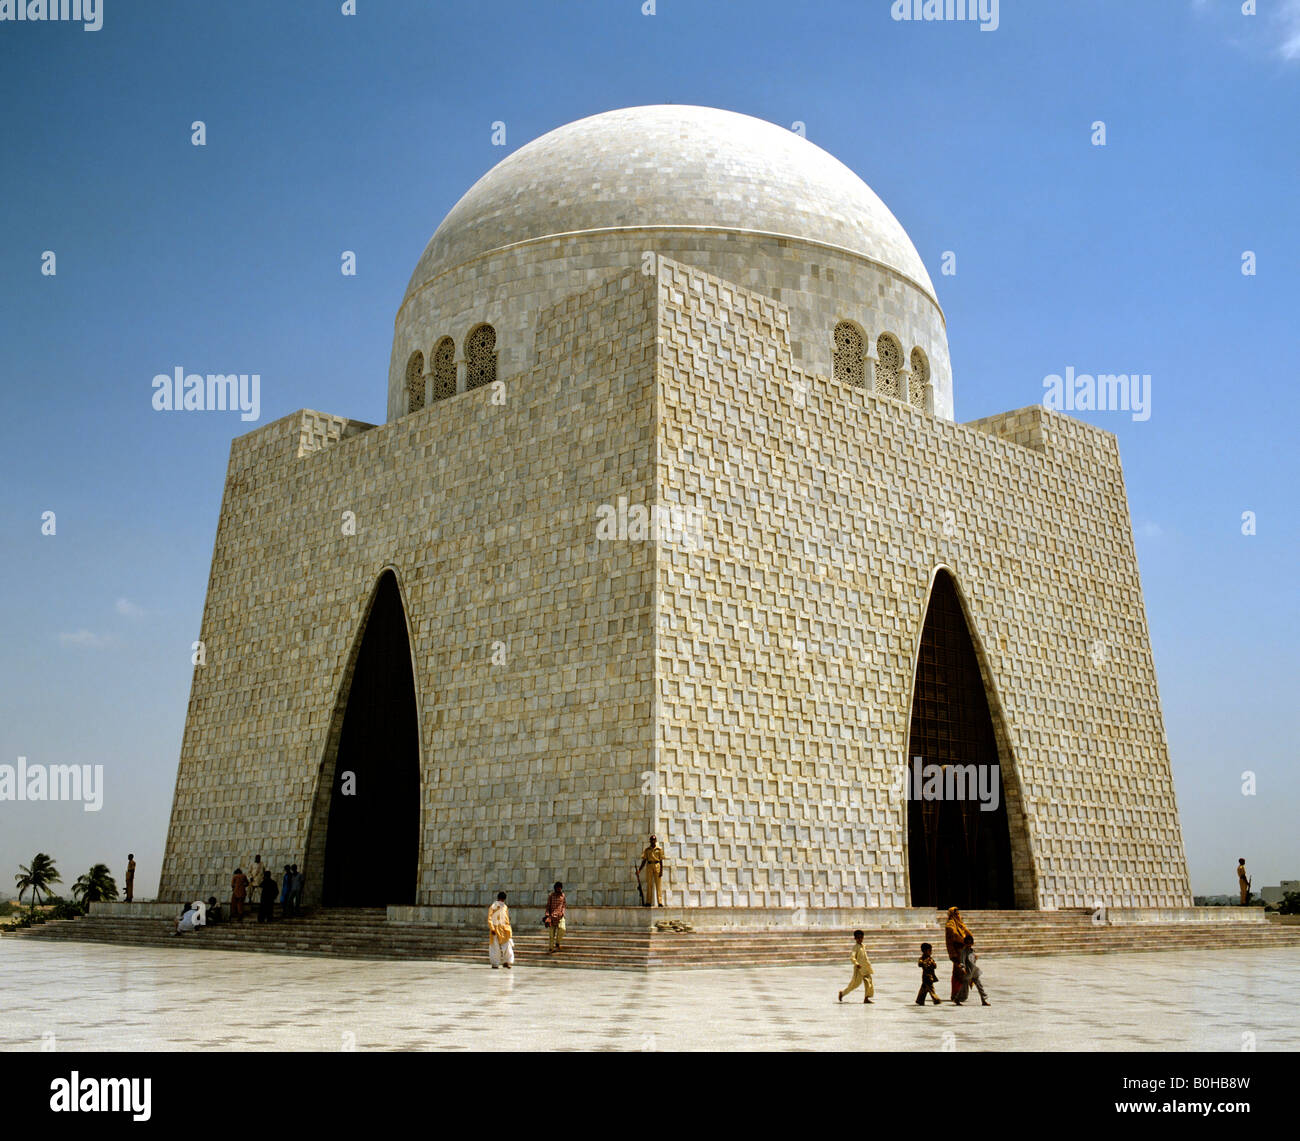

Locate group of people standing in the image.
[485,835,667,969]
[486,881,567,968]
[228,856,304,922]
[838,906,990,1007]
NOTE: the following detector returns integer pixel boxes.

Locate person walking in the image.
[231,866,249,921]
[488,892,514,969]
[837,930,874,1003]
[961,934,990,1006]
[916,942,943,1005]
[1238,858,1251,906]
[545,881,567,953]
[944,906,972,1002]
[637,835,665,907]
[290,865,304,915]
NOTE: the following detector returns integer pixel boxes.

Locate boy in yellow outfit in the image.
[837,929,874,1003]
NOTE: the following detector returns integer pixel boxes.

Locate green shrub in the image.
[1279,891,1300,916]
[47,899,86,920]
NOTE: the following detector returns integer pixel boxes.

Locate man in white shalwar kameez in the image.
[174,900,202,935]
[488,892,514,969]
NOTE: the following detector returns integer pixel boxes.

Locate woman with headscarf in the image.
[944,906,972,1004]
[487,892,514,969]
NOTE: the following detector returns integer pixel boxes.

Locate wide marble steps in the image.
[8,907,1300,970]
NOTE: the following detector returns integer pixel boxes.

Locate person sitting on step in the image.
[174,900,201,936]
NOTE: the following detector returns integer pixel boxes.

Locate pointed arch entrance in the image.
[312,570,421,907]
[905,569,1027,910]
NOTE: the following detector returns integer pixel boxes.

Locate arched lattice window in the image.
[431,336,456,401]
[465,324,497,391]
[405,350,425,413]
[909,347,931,411]
[875,333,901,399]
[832,321,865,388]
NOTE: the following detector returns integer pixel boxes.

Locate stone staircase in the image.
[8,907,1300,970]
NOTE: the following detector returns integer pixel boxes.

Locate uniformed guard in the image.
[637,834,665,907]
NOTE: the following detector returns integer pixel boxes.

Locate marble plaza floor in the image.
[2,939,1297,1052]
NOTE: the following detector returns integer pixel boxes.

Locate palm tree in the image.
[72,864,118,907]
[15,853,62,915]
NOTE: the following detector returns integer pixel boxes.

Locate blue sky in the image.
[1,0,1296,899]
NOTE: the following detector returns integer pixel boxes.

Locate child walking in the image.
[837,930,874,1004]
[961,934,990,1006]
[916,942,942,1005]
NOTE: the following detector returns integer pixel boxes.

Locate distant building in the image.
[1261,880,1300,905]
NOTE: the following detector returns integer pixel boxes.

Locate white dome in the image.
[404,105,936,302]
[390,104,952,423]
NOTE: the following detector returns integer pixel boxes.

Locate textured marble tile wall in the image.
[650,257,1191,910]
[162,272,661,908]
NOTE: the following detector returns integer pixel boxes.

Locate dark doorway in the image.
[321,572,420,906]
[906,571,1016,910]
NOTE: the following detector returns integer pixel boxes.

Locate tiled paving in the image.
[2,940,1296,1052]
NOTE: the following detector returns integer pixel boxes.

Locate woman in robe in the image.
[944,906,972,1003]
[487,892,514,969]
[279,865,293,917]
[230,867,248,921]
[258,871,278,923]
